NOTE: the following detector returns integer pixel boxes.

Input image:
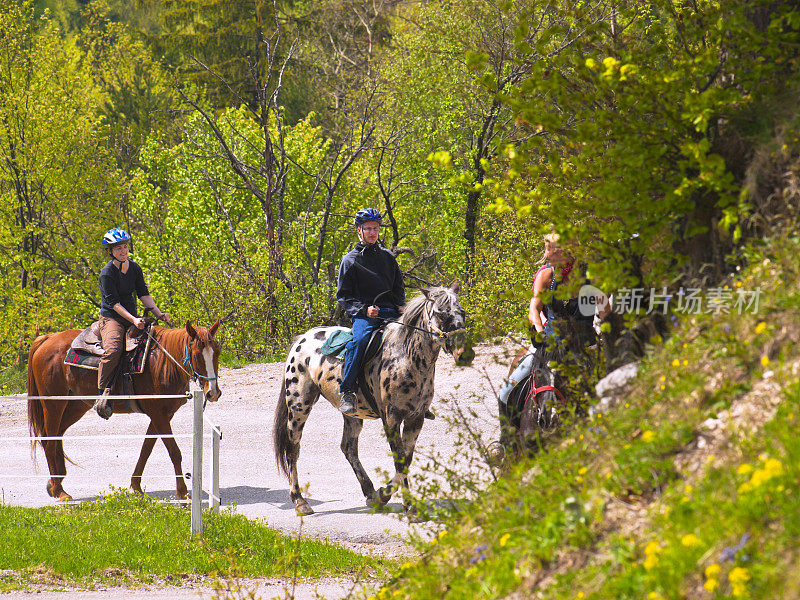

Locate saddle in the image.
[321,327,387,419]
[64,321,153,377]
[320,328,385,362]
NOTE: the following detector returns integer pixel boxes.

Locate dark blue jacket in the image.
[337,242,405,318]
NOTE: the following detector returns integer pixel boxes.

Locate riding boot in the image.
[94,388,113,420]
[339,391,357,416]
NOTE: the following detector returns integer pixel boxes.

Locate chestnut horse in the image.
[27,319,222,501]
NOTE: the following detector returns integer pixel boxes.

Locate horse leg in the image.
[40,400,72,502]
[155,415,189,500]
[340,417,377,505]
[130,421,159,495]
[377,411,424,508]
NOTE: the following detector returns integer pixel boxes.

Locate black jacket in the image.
[337,242,405,318]
[99,260,150,325]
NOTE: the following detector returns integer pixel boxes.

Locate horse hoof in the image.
[404,506,426,523]
[487,441,506,465]
[295,499,314,516]
[377,487,392,505]
[58,492,73,502]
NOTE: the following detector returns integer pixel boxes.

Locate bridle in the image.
[381,297,466,341]
[144,327,218,384]
[182,340,219,383]
[423,302,466,342]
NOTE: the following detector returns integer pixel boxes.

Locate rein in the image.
[380,301,466,341]
[143,327,215,384]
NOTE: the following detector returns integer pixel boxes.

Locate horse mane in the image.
[152,326,198,388]
[393,286,456,348]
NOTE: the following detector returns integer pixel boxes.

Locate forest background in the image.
[0,0,798,368]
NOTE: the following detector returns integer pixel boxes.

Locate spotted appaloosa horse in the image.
[273,284,473,516]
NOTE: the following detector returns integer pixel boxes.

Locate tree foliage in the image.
[1,0,798,366]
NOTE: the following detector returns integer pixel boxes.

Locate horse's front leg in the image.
[378,411,425,509]
[131,421,158,495]
[150,415,188,500]
[340,416,377,505]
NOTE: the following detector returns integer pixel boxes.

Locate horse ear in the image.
[421,287,432,299]
[185,321,197,339]
[209,317,221,337]
[450,281,461,294]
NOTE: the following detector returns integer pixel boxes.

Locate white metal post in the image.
[211,425,221,513]
[191,390,203,535]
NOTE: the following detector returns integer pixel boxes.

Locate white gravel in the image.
[0,343,514,599]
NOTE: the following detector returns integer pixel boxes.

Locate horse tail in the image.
[27,334,51,458]
[273,377,291,478]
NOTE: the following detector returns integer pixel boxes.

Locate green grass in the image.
[0,363,26,395]
[0,489,386,591]
[373,232,800,600]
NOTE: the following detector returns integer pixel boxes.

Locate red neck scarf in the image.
[559,259,575,282]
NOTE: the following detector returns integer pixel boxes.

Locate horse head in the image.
[185,318,222,403]
[421,283,474,366]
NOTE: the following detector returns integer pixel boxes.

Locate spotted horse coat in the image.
[273,284,470,515]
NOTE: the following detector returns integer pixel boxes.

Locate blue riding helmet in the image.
[354,208,382,226]
[102,228,131,247]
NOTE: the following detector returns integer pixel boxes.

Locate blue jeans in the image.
[340,307,400,393]
[498,351,536,406]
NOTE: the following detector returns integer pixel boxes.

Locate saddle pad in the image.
[320,329,352,357]
[64,340,150,374]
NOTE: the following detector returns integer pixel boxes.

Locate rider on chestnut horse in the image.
[95,228,170,419]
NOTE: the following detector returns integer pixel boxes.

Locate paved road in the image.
[0,344,511,567]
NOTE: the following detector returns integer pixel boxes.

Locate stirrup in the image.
[94,389,113,420]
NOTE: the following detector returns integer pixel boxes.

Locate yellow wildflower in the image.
[737,463,753,475]
[642,430,655,442]
[705,564,721,578]
[672,359,680,367]
[761,355,770,367]
[754,321,766,334]
[644,541,661,556]
[730,566,750,597]
[764,457,784,477]
[575,593,585,599]
[681,533,701,547]
[578,467,588,475]
[659,375,666,382]
[703,578,719,593]
[647,593,665,600]
[643,553,659,570]
[683,359,689,366]
[499,533,511,547]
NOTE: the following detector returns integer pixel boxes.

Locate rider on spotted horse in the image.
[336,208,406,416]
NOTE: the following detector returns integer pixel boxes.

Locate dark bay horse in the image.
[499,317,597,455]
[273,284,473,516]
[27,320,222,501]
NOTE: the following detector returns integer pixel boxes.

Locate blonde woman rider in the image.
[498,233,577,406]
